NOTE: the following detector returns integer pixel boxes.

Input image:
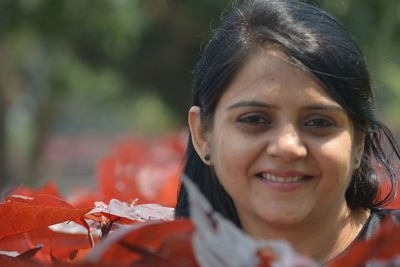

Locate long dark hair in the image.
[175,0,399,227]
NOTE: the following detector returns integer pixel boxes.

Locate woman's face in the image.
[189,48,364,232]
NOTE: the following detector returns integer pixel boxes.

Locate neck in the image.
[240,205,369,263]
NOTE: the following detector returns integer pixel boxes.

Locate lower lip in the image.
[257,176,309,192]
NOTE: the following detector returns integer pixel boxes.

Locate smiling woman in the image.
[175,0,400,264]
[195,48,362,229]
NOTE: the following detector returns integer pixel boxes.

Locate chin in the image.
[259,209,310,227]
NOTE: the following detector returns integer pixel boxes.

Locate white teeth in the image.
[260,173,303,183]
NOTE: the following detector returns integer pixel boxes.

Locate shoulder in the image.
[357,208,400,240]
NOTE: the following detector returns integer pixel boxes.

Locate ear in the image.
[188,106,211,165]
[354,131,365,169]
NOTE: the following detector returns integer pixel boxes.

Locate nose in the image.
[266,125,307,161]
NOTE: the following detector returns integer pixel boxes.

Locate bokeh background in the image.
[1,0,399,193]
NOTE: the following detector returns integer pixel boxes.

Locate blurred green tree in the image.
[0,0,228,188]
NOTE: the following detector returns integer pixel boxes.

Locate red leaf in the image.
[10,182,62,199]
[0,195,91,240]
[31,227,91,260]
[152,164,181,207]
[95,134,185,206]
[0,224,92,263]
[0,254,44,267]
[16,245,43,261]
[86,220,196,266]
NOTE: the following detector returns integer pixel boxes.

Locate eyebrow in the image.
[226,101,345,113]
[303,104,345,113]
[226,101,278,110]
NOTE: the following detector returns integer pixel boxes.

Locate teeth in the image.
[260,173,303,183]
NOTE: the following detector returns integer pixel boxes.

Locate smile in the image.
[259,173,307,183]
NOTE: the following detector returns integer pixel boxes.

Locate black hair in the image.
[175,0,400,226]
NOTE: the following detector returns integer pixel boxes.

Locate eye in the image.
[236,113,272,133]
[238,114,269,124]
[304,117,334,128]
[303,116,337,136]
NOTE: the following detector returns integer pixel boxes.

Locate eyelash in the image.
[237,114,270,125]
[304,117,335,128]
[237,114,336,133]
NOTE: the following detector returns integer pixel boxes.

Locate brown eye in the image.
[236,113,272,133]
[304,117,334,128]
[303,116,338,136]
[238,114,269,124]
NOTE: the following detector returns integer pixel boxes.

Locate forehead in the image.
[217,48,340,108]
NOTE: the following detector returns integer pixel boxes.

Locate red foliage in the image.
[89,220,196,266]
[2,133,400,266]
[0,195,91,240]
[0,194,92,263]
[0,227,91,263]
[95,134,185,207]
[0,134,185,265]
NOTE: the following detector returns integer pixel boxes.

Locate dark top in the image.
[356,208,400,240]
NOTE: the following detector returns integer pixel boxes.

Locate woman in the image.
[175,0,400,264]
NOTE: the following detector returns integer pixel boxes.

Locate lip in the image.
[261,169,307,178]
[256,169,313,192]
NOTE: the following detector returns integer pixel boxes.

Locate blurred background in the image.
[0,0,399,193]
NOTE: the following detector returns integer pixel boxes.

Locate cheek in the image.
[213,138,241,178]
[211,132,257,185]
[317,136,355,182]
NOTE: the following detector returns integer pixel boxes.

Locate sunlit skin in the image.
[189,48,370,263]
